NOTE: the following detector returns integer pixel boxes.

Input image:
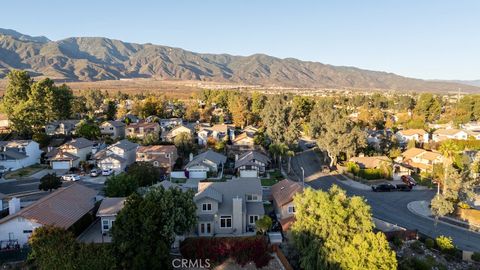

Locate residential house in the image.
[467,130,480,140]
[232,132,255,147]
[0,113,10,133]
[396,147,443,173]
[349,155,391,169]
[198,124,235,146]
[271,179,303,231]
[45,120,80,136]
[432,129,468,142]
[163,124,193,142]
[461,122,480,131]
[159,118,183,129]
[194,178,264,236]
[185,150,227,179]
[396,129,429,144]
[100,121,126,139]
[95,139,139,173]
[136,145,178,173]
[0,140,42,171]
[47,138,95,170]
[0,184,97,245]
[97,197,126,234]
[119,114,140,124]
[234,151,271,178]
[126,122,160,139]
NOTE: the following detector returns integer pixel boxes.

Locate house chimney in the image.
[232,196,243,234]
[235,154,239,161]
[8,197,20,215]
[189,153,194,162]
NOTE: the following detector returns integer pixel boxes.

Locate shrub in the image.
[410,240,424,254]
[392,236,403,248]
[180,236,271,268]
[425,238,435,249]
[471,252,480,262]
[435,235,455,252]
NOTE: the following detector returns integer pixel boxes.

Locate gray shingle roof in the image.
[112,139,138,151]
[97,197,126,217]
[66,138,95,149]
[234,151,271,169]
[106,121,126,127]
[186,150,227,168]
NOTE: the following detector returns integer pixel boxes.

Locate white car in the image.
[102,169,114,176]
[62,174,81,181]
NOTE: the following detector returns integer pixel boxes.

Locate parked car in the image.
[372,183,396,192]
[401,175,417,186]
[396,184,413,192]
[61,174,81,181]
[90,169,100,177]
[102,169,114,176]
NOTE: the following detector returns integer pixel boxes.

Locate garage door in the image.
[52,161,70,170]
[240,170,258,178]
[189,170,207,179]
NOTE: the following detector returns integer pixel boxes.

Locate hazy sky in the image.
[1,0,479,80]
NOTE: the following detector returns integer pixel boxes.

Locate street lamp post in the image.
[300,166,305,187]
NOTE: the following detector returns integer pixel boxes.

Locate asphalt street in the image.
[290,143,480,252]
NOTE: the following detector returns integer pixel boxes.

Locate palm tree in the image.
[287,150,295,173]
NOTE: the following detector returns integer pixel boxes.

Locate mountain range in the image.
[0,28,478,92]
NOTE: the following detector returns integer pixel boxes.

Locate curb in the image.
[407,201,480,235]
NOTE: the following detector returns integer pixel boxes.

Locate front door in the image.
[199,222,212,236]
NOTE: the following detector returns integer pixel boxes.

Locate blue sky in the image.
[1,0,479,80]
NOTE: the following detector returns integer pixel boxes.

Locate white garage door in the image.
[189,170,207,179]
[240,170,258,178]
[52,161,70,170]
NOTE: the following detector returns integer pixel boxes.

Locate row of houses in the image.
[0,176,303,245]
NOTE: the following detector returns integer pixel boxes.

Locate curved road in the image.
[290,146,480,252]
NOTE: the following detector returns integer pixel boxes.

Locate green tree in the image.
[111,187,197,270]
[310,106,366,166]
[261,95,300,145]
[126,162,162,187]
[28,226,77,270]
[414,93,442,123]
[174,132,195,159]
[38,173,62,192]
[83,89,105,116]
[105,100,117,120]
[292,187,397,270]
[255,216,272,235]
[75,119,101,140]
[105,173,139,197]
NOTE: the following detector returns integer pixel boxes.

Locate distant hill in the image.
[0,28,478,92]
[442,80,480,88]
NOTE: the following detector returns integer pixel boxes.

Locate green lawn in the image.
[261,178,278,186]
[4,164,47,179]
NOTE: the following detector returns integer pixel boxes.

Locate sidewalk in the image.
[407,200,480,235]
[334,174,372,190]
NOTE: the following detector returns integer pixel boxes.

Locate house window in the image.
[23,230,33,234]
[102,219,110,230]
[202,203,212,211]
[246,194,259,201]
[220,216,232,228]
[248,215,259,225]
[288,206,296,214]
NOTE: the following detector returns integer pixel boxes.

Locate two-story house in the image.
[194,178,264,236]
[162,124,193,142]
[234,151,271,178]
[396,147,443,173]
[185,150,227,179]
[100,121,126,139]
[95,139,138,173]
[432,129,468,142]
[159,118,183,130]
[47,138,95,170]
[271,179,303,231]
[136,145,178,173]
[197,124,235,146]
[45,120,80,136]
[0,140,42,171]
[395,129,429,144]
[126,122,160,139]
